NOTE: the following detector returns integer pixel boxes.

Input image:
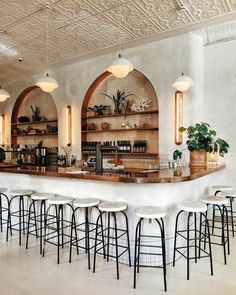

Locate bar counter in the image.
[0,163,226,264]
[0,164,225,183]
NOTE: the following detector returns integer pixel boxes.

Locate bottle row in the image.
[81,140,148,154]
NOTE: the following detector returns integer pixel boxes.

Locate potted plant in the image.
[102,89,133,114]
[174,122,229,167]
[87,105,108,116]
[31,105,41,122]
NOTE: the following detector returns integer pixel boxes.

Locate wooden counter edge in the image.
[0,164,225,183]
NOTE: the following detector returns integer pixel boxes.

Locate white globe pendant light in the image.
[106,0,134,78]
[172,73,193,92]
[36,73,58,92]
[0,86,10,102]
[107,54,133,78]
[36,6,59,92]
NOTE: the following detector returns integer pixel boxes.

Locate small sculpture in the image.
[131,97,151,112]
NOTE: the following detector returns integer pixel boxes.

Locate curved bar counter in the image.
[0,164,226,263]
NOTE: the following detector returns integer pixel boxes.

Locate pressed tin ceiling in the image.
[0,0,236,82]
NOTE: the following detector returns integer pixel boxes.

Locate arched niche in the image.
[11,86,58,147]
[81,70,159,157]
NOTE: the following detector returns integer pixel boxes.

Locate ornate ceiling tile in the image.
[53,0,99,20]
[1,0,236,81]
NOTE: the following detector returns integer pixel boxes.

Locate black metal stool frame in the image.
[173,210,213,280]
[133,217,167,292]
[6,193,33,246]
[69,205,105,269]
[93,210,131,280]
[26,199,55,254]
[203,203,230,265]
[43,203,75,264]
[0,192,11,232]
[212,190,235,237]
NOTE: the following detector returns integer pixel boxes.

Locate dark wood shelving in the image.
[11,132,58,137]
[81,110,158,120]
[82,127,159,133]
[82,152,159,156]
[11,119,58,127]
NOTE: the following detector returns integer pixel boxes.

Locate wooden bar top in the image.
[0,164,225,183]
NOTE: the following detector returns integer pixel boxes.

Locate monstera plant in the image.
[174,122,229,166]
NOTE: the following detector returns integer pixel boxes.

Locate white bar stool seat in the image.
[212,185,234,192]
[10,189,34,197]
[0,187,7,193]
[31,193,55,200]
[48,196,73,205]
[98,201,127,212]
[201,196,227,205]
[135,206,166,219]
[73,198,100,208]
[178,201,207,213]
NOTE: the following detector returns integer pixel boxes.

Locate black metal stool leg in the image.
[203,213,213,276]
[93,212,102,273]
[137,217,142,274]
[198,212,203,258]
[107,212,111,262]
[194,212,197,263]
[223,205,230,255]
[187,212,191,280]
[26,201,33,249]
[32,200,38,237]
[0,196,3,232]
[133,218,142,289]
[173,210,183,266]
[122,211,131,267]
[113,212,119,280]
[229,197,235,237]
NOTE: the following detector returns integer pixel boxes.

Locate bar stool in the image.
[26,192,55,254]
[7,189,34,245]
[43,196,74,264]
[69,198,101,269]
[211,185,234,237]
[0,187,10,232]
[173,201,213,280]
[93,201,131,280]
[201,196,230,264]
[221,190,236,237]
[133,206,167,292]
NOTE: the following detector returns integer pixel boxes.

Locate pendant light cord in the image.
[118,0,121,55]
[46,6,49,73]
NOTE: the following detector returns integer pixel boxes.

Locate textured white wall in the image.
[205,39,236,184]
[1,33,204,159]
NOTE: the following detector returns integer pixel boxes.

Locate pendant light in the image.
[0,86,10,102]
[107,0,133,78]
[36,5,58,92]
[172,73,193,92]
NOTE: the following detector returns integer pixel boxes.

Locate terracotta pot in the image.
[189,150,207,167]
[101,122,109,130]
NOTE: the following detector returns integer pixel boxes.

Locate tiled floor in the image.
[0,233,236,295]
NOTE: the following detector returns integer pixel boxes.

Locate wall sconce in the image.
[0,114,5,145]
[66,105,72,146]
[175,91,183,145]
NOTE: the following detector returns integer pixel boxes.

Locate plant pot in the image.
[189,150,207,167]
[101,122,109,130]
[114,107,122,114]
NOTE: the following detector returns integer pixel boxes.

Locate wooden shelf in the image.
[11,119,58,127]
[82,127,158,133]
[11,133,58,137]
[82,152,159,156]
[81,110,158,120]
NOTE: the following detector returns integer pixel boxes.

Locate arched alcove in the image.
[81,70,159,168]
[11,86,58,148]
